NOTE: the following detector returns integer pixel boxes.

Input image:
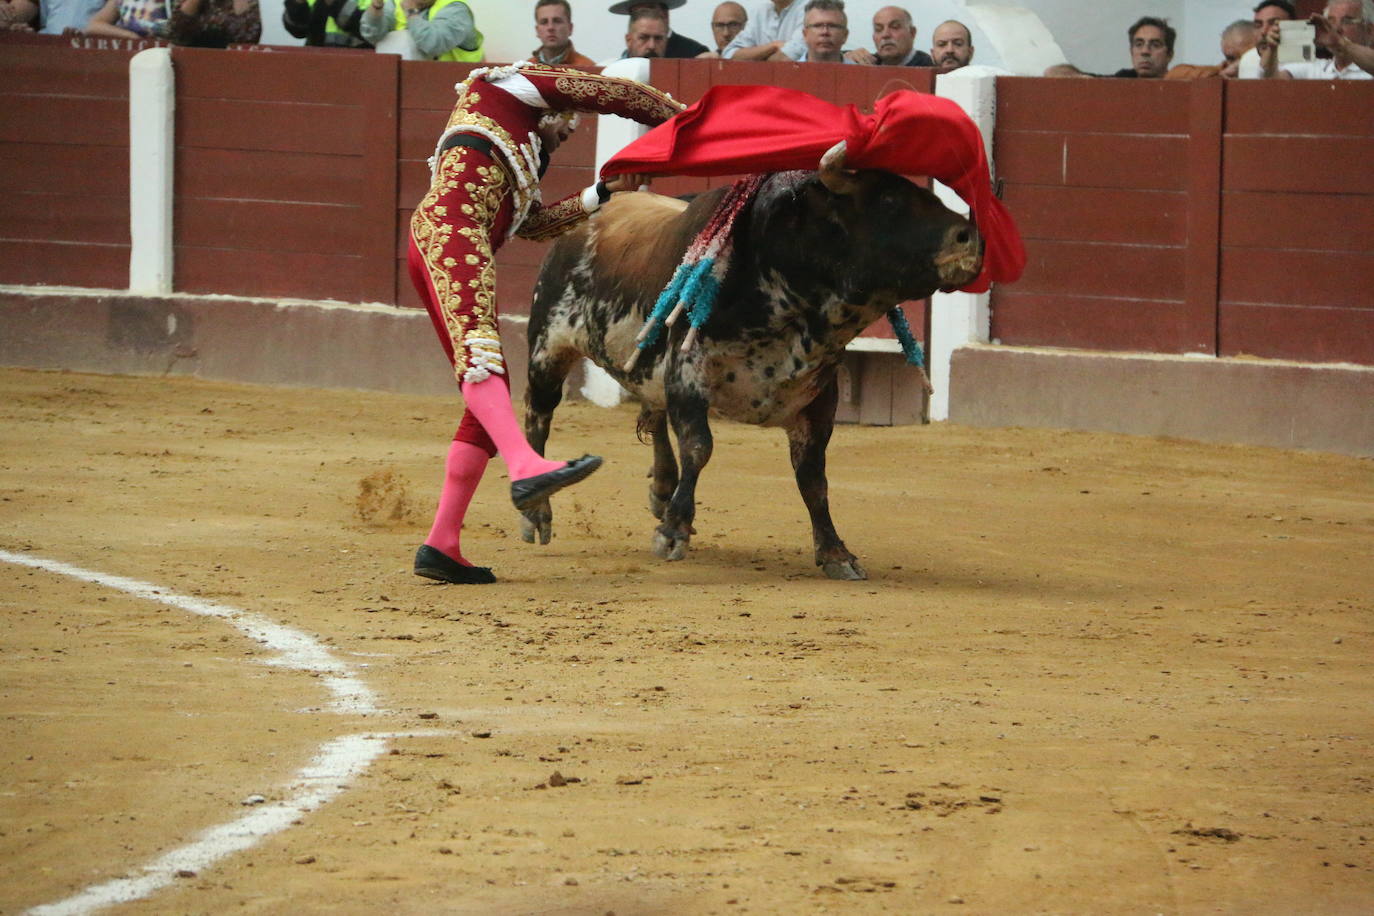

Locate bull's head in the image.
[813,141,982,296]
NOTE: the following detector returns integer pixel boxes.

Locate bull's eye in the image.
[955,230,971,244]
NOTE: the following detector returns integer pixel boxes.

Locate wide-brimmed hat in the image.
[608,0,685,14]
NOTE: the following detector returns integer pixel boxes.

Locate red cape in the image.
[601,84,1025,293]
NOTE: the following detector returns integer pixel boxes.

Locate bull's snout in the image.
[935,220,983,288]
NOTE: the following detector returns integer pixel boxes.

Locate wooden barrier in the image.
[1220,81,1374,364]
[993,77,1373,366]
[0,44,134,290]
[4,39,1368,369]
[170,46,396,303]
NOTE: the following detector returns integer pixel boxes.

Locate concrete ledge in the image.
[0,288,538,399]
[950,344,1374,457]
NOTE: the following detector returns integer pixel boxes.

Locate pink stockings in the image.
[423,375,564,567]
[458,376,563,482]
[423,439,489,565]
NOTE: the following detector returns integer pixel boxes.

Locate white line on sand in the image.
[0,549,397,915]
[0,548,379,715]
[26,733,390,916]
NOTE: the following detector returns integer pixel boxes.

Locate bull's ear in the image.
[819,140,860,196]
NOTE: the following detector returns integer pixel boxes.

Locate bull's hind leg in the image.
[637,406,679,521]
[787,379,866,580]
[653,391,712,561]
[519,343,579,545]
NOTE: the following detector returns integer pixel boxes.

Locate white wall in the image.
[258,0,1244,76]
[1180,0,1252,68]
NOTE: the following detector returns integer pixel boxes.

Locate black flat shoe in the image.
[510,454,603,511]
[413,545,496,585]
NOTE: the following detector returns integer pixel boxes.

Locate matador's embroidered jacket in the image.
[410,62,684,384]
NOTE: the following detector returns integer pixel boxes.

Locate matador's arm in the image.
[517,63,686,127]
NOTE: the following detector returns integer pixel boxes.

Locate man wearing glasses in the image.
[794,0,854,64]
[709,0,746,53]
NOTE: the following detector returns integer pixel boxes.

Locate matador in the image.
[409,61,684,584]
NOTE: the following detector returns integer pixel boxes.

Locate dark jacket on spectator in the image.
[282,0,366,46]
[168,0,260,45]
[665,30,707,57]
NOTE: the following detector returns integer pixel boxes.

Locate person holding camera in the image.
[1259,0,1373,79]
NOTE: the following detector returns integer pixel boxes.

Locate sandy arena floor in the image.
[1,366,1371,915]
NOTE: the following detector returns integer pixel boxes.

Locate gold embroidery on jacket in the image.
[412,153,466,351]
[551,72,684,121]
[456,163,505,352]
[517,194,591,243]
[411,149,511,382]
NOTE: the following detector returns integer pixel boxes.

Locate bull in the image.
[520,144,982,579]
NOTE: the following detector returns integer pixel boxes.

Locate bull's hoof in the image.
[821,557,867,580]
[519,503,552,545]
[651,530,689,561]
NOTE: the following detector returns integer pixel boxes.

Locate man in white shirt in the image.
[720,0,805,61]
[1263,0,1373,78]
[1236,0,1294,78]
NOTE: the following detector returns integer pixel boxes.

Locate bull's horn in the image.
[818,140,859,196]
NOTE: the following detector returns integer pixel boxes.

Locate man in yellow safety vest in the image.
[361,0,482,61]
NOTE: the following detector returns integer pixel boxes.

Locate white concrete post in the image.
[128,48,175,295]
[578,57,655,407]
[928,66,999,421]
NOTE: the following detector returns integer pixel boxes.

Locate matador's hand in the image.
[604,173,651,193]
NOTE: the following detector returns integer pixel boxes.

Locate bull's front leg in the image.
[654,389,712,562]
[638,406,679,521]
[787,379,866,580]
[519,352,570,545]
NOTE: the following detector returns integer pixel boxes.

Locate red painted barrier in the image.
[170,46,397,303]
[4,37,1367,367]
[0,44,133,290]
[993,77,1372,365]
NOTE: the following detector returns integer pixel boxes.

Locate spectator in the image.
[282,0,366,46]
[845,5,933,66]
[720,0,805,61]
[1121,16,1174,77]
[930,19,973,73]
[1044,18,1174,79]
[530,0,595,67]
[608,0,710,58]
[621,4,667,57]
[167,0,260,45]
[1238,0,1295,77]
[0,0,39,29]
[85,0,171,37]
[1219,19,1258,76]
[37,0,104,33]
[1046,18,1174,79]
[709,0,745,53]
[1166,19,1255,79]
[795,0,851,63]
[361,0,480,60]
[1264,0,1374,78]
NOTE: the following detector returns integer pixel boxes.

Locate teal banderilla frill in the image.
[623,174,766,372]
[886,304,925,368]
[623,172,933,393]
